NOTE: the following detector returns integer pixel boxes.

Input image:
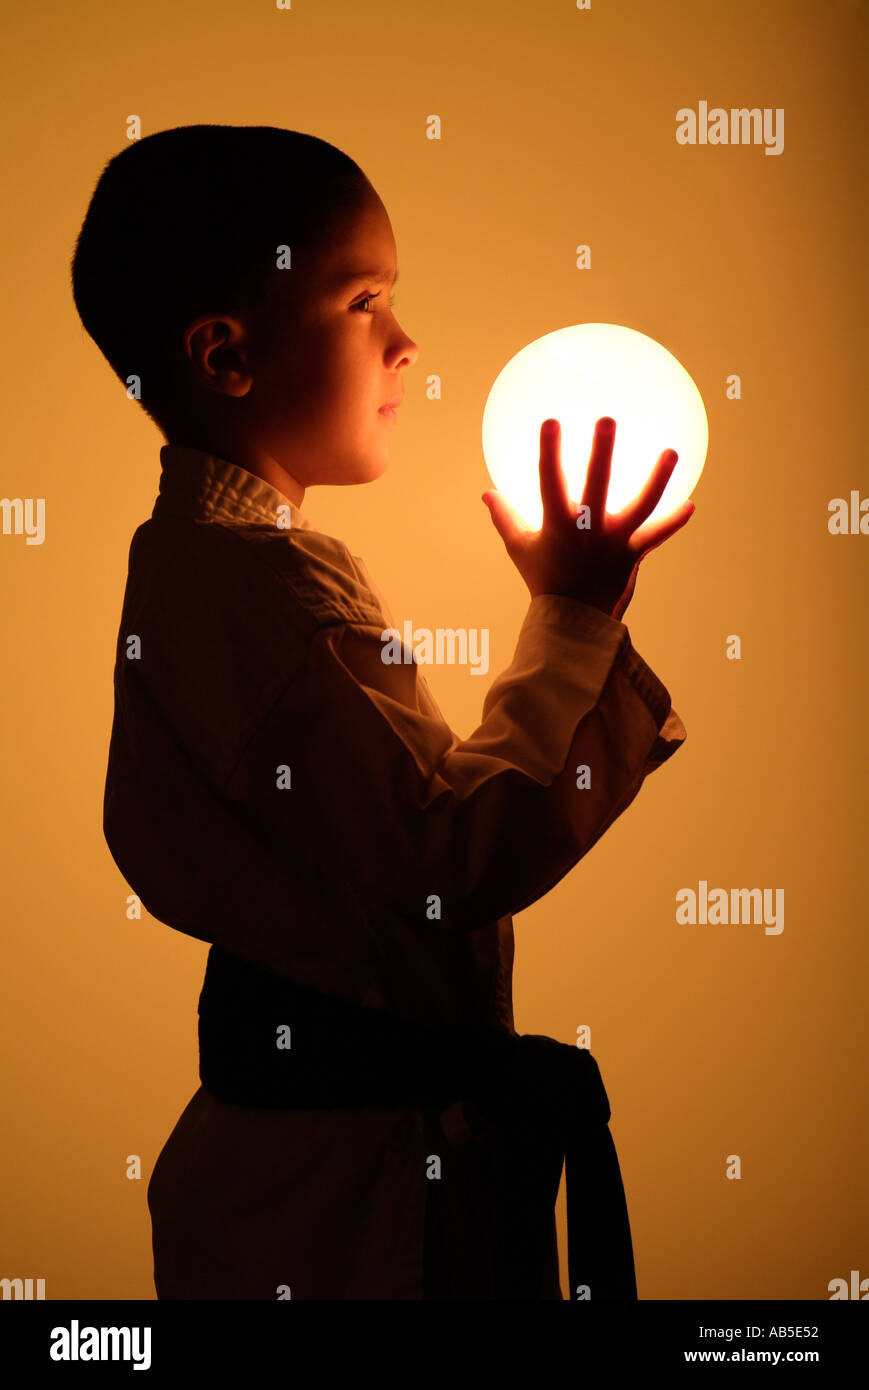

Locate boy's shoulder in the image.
[136,446,386,634]
[127,511,386,635]
[115,513,389,785]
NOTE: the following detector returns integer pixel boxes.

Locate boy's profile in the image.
[72,124,692,1300]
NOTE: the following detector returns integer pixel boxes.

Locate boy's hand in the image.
[481,417,695,621]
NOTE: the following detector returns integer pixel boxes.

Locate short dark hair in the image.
[70,124,369,427]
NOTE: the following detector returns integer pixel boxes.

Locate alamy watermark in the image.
[676,102,784,156]
[0,497,45,545]
[49,1320,151,1371]
[676,881,783,935]
[381,622,489,676]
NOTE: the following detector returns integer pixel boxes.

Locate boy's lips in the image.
[378,396,403,420]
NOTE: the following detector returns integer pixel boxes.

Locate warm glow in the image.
[482,323,708,529]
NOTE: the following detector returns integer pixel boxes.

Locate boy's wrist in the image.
[529,588,616,619]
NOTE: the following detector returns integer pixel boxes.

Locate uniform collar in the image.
[153,445,312,530]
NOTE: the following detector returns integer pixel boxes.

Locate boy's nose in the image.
[397,334,420,367]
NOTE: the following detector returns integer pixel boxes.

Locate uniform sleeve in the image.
[223,593,687,932]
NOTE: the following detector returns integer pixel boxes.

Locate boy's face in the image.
[241,185,419,495]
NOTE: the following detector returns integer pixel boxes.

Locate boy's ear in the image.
[182,314,253,398]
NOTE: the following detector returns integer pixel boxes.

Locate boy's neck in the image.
[243,453,306,509]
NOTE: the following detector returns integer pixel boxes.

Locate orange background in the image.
[1,0,866,1300]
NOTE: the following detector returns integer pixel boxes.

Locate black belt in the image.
[197,944,638,1301]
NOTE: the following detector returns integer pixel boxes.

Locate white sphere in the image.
[482,323,708,529]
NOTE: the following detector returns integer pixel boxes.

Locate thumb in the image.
[481,489,528,550]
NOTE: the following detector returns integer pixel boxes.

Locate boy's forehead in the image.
[314,194,398,290]
[328,264,399,291]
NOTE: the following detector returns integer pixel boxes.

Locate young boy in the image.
[72,124,692,1301]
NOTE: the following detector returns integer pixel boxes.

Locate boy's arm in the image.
[223,592,685,932]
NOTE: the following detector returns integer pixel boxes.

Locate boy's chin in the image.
[307,451,389,486]
[316,459,389,488]
[356,451,391,483]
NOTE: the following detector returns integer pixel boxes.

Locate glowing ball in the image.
[482,323,708,530]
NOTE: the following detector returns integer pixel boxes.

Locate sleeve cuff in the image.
[518,593,674,729]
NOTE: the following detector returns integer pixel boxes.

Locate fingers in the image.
[538,419,572,523]
[612,449,679,534]
[581,418,616,522]
[481,488,533,549]
[628,499,695,558]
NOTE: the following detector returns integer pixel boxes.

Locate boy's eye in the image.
[355,291,397,314]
